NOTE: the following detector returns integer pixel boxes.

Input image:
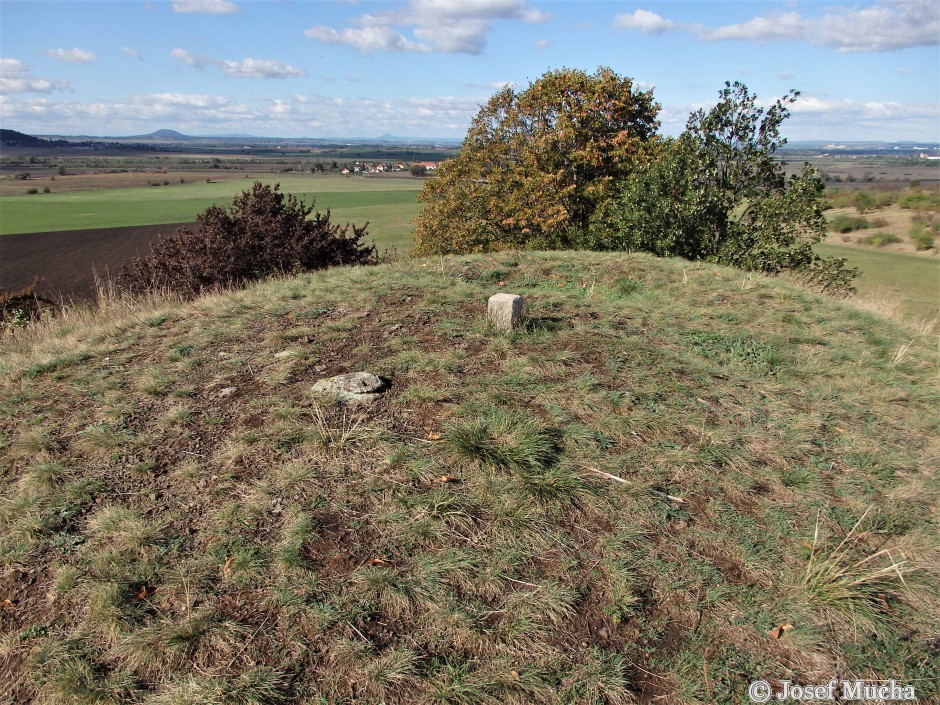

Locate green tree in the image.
[594,81,857,294]
[853,190,876,214]
[412,67,660,255]
[410,164,427,177]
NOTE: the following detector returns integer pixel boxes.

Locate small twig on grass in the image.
[499,575,542,589]
[224,612,271,671]
[347,620,372,645]
[583,466,686,504]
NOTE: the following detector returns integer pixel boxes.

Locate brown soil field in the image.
[0,222,191,301]
[0,170,265,195]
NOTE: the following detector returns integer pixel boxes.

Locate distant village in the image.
[339,160,438,175]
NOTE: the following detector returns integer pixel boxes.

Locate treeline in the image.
[413,68,858,294]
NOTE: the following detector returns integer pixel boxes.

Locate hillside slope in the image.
[1,252,937,704]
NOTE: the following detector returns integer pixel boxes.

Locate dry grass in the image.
[1,251,938,704]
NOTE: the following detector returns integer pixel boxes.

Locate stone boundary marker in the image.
[488,293,524,332]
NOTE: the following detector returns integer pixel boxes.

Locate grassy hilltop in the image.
[1,251,937,704]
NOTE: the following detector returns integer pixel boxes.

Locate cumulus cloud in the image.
[614,0,939,52]
[614,9,679,35]
[305,0,551,54]
[304,25,430,53]
[220,58,306,79]
[700,12,808,42]
[172,0,239,14]
[43,48,96,63]
[787,93,940,137]
[171,49,306,78]
[0,58,71,93]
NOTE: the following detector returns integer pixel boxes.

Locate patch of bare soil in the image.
[0,223,192,301]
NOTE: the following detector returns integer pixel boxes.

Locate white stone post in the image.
[487,293,524,332]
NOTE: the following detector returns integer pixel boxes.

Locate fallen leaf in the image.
[222,557,235,580]
[1,599,13,609]
[425,432,442,441]
[136,586,150,600]
[440,475,459,483]
[510,670,520,682]
[769,624,795,639]
[498,281,506,286]
[370,558,391,567]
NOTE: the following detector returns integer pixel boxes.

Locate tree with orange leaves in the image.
[412,67,660,255]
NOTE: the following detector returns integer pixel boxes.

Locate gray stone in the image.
[487,293,524,332]
[311,372,388,406]
[218,387,237,398]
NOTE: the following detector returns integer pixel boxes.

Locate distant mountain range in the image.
[2,128,937,152]
[1,128,462,147]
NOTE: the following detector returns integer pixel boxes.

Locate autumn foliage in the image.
[412,67,660,255]
[118,182,375,298]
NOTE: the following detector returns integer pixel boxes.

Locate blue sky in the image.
[1,0,938,141]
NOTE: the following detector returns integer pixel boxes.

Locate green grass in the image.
[1,251,938,704]
[0,174,423,251]
[815,242,939,321]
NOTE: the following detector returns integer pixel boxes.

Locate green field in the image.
[0,174,424,251]
[816,243,939,321]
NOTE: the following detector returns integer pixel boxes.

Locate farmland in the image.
[0,174,424,299]
[0,174,424,247]
[1,149,938,323]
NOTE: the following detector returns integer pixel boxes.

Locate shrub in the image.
[909,222,937,250]
[1,279,54,332]
[853,190,875,214]
[899,190,940,212]
[861,232,902,247]
[118,182,376,298]
[828,214,872,233]
[26,187,38,194]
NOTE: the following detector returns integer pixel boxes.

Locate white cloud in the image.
[700,12,808,43]
[0,58,71,93]
[172,49,306,78]
[614,0,939,52]
[172,0,239,14]
[171,48,205,68]
[305,0,550,54]
[220,58,306,79]
[534,38,551,49]
[122,47,142,60]
[0,91,481,138]
[43,48,96,63]
[815,0,939,52]
[614,9,679,35]
[787,93,940,137]
[304,25,430,53]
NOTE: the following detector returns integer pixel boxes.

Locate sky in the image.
[1,0,938,142]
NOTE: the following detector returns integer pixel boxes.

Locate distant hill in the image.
[138,129,195,141]
[0,129,69,148]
